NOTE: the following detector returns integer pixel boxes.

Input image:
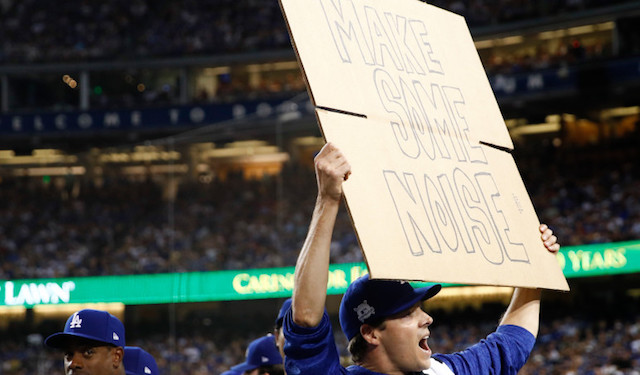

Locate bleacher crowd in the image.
[1,0,639,373]
[2,0,638,111]
[1,0,633,65]
[1,142,638,280]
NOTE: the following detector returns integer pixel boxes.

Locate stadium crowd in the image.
[0,141,638,280]
[3,0,638,111]
[0,0,633,65]
[1,1,639,374]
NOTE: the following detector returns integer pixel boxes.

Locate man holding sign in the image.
[281,143,559,375]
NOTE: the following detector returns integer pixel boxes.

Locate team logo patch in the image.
[354,300,375,323]
[113,332,119,341]
[261,356,269,363]
[69,313,83,329]
[144,366,152,374]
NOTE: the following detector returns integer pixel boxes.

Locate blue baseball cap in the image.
[231,334,282,372]
[339,274,441,341]
[44,309,125,349]
[275,298,292,327]
[124,346,159,375]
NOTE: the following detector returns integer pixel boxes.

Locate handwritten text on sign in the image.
[280,0,572,288]
[314,0,529,266]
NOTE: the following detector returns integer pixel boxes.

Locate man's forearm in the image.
[292,196,340,327]
[499,288,542,337]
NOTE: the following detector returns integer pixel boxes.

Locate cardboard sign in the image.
[280,0,569,290]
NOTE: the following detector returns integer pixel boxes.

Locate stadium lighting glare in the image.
[509,123,561,137]
[205,145,280,158]
[568,25,595,35]
[499,35,524,45]
[0,305,27,318]
[0,151,79,166]
[474,39,495,49]
[600,106,640,119]
[33,303,125,321]
[201,140,285,159]
[504,118,527,129]
[538,29,567,40]
[473,35,524,48]
[0,150,16,158]
[11,166,86,177]
[33,149,63,156]
[538,21,614,40]
[98,147,182,164]
[246,61,300,73]
[273,61,301,70]
[121,164,189,175]
[227,140,270,148]
[596,21,615,31]
[291,136,325,146]
[546,114,561,123]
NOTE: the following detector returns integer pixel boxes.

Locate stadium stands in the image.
[0,141,638,279]
[1,0,639,374]
[1,0,636,64]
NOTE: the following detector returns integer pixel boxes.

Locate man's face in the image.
[63,338,122,375]
[243,369,260,375]
[374,302,434,373]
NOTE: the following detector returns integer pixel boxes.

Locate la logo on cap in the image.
[144,366,152,374]
[69,313,83,328]
[113,332,119,340]
[261,356,269,363]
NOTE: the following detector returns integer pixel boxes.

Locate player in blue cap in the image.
[283,143,561,375]
[44,309,126,375]
[231,334,284,375]
[123,346,159,375]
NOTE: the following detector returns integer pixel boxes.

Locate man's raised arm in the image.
[499,224,560,337]
[292,143,351,328]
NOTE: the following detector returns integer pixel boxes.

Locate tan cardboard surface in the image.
[280,0,569,290]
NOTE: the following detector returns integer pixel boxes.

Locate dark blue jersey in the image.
[283,310,535,375]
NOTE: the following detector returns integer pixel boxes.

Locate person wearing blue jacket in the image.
[283,143,561,375]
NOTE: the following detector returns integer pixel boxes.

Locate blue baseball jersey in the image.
[282,310,535,375]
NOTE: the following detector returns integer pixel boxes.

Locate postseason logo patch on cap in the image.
[354,300,375,322]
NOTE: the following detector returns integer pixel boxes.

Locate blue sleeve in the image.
[433,325,536,375]
[282,309,348,375]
